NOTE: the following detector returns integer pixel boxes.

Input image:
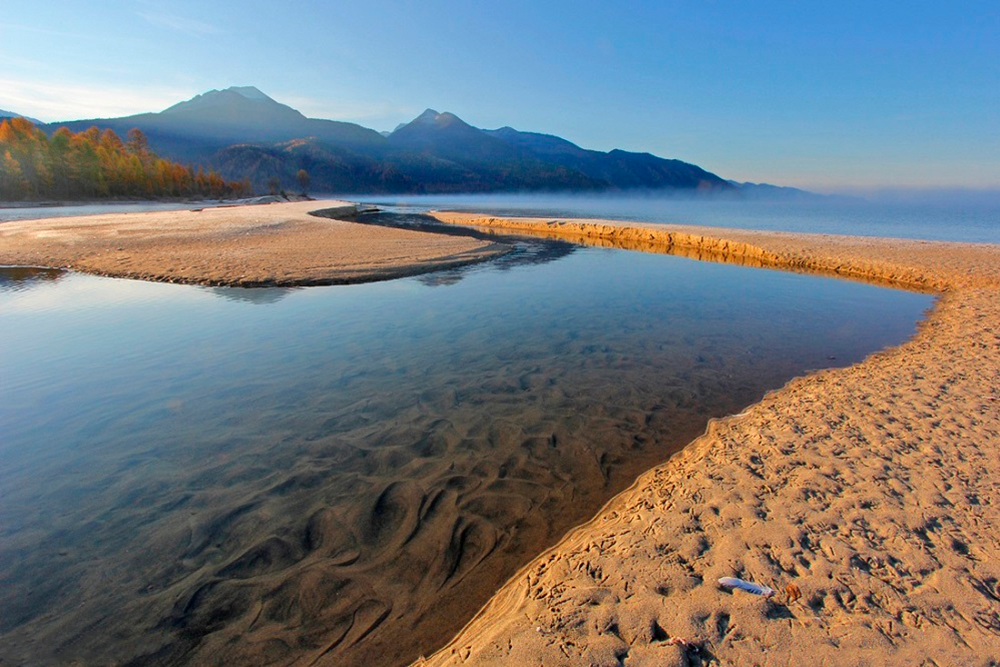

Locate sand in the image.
[0,200,508,286]
[418,212,1000,666]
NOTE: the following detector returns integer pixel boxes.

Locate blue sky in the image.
[2,1,998,191]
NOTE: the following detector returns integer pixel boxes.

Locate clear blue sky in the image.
[2,1,998,191]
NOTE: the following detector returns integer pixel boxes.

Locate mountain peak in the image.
[408,109,467,127]
[390,109,473,141]
[162,86,292,116]
[224,86,273,102]
[414,108,441,122]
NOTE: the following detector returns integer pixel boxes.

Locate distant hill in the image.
[728,180,824,199]
[0,109,42,125]
[484,127,728,190]
[38,87,735,194]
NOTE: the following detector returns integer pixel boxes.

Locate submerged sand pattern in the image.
[3,218,920,666]
[422,213,1000,666]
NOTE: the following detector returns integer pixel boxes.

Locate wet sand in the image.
[419,212,1000,666]
[0,200,508,286]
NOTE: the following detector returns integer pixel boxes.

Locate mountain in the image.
[389,109,521,161]
[380,109,606,191]
[728,181,824,199]
[378,109,728,191]
[483,126,729,190]
[44,86,385,162]
[38,87,734,194]
[0,109,42,124]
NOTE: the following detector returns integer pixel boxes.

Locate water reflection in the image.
[0,266,65,292]
[208,286,299,305]
[415,270,466,287]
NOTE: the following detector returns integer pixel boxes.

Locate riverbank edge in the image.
[0,194,311,208]
[419,211,1000,666]
[0,201,512,287]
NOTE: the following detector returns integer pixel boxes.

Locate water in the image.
[6,195,998,244]
[0,225,933,666]
[0,201,205,223]
[345,193,1000,244]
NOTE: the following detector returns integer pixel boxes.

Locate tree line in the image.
[0,118,251,201]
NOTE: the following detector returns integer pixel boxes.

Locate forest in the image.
[0,118,251,201]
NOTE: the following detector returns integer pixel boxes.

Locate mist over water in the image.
[347,192,1000,244]
[3,192,996,244]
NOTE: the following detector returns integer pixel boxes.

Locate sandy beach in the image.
[413,212,1000,666]
[0,200,508,286]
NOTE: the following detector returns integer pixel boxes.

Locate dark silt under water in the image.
[0,215,934,666]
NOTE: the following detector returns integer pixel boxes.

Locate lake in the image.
[4,193,998,245]
[346,193,1000,244]
[0,212,934,666]
[0,201,206,223]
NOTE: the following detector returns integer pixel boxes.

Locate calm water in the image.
[5,194,999,244]
[0,224,933,666]
[0,201,205,223]
[347,193,1000,244]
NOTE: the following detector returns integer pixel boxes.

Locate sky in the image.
[2,0,998,192]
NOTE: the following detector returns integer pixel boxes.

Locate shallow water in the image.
[347,193,1000,244]
[0,201,205,223]
[0,225,933,666]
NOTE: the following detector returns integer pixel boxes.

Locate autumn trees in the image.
[0,118,251,201]
[296,168,310,195]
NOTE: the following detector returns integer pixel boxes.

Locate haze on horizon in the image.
[2,0,998,194]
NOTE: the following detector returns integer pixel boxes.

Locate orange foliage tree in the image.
[0,118,252,201]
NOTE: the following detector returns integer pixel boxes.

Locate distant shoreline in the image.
[0,193,312,209]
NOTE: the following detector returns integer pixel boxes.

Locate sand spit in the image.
[421,212,1000,666]
[0,200,508,286]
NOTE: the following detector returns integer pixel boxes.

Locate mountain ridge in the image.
[0,109,43,125]
[37,87,738,194]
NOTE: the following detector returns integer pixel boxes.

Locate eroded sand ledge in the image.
[421,212,1000,666]
[0,200,508,286]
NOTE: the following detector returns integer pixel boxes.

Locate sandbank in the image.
[0,200,508,286]
[418,212,1000,666]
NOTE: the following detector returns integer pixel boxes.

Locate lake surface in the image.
[0,217,933,666]
[5,194,998,245]
[347,193,1000,244]
[0,201,205,223]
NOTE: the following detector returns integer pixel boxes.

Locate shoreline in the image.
[0,194,310,209]
[418,211,1000,665]
[0,200,510,287]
